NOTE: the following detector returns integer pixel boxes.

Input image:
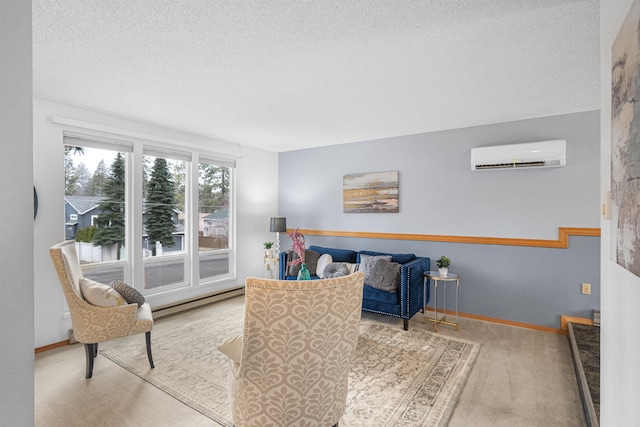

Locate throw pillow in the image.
[359,254,392,283]
[316,253,333,279]
[109,280,145,305]
[323,262,351,278]
[345,262,359,274]
[287,249,321,277]
[79,278,126,307]
[368,259,401,292]
[218,334,243,364]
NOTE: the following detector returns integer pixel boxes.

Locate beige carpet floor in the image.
[101,307,479,426]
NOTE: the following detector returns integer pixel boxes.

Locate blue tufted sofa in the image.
[279,245,430,330]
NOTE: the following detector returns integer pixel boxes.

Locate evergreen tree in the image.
[172,161,186,213]
[64,146,85,195]
[145,157,176,253]
[92,153,125,258]
[75,162,91,195]
[199,164,230,213]
[90,159,108,196]
[64,150,78,196]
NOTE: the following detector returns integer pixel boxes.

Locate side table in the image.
[264,256,279,279]
[423,271,460,332]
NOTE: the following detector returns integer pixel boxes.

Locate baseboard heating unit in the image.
[152,286,245,320]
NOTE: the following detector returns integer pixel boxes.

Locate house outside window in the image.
[63,133,236,303]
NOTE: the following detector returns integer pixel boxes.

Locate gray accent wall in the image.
[279,111,600,328]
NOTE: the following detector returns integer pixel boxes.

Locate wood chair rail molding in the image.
[290,227,600,249]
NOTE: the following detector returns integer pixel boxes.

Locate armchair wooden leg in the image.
[146,331,154,369]
[94,342,98,357]
[403,319,409,331]
[84,343,96,379]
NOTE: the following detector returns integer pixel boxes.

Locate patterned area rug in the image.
[101,308,479,426]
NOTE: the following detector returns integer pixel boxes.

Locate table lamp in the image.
[270,217,287,255]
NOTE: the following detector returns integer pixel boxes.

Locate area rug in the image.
[101,308,479,426]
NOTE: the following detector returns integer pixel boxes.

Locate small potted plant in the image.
[263,241,274,258]
[436,256,450,277]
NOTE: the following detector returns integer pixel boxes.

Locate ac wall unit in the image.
[470,139,566,171]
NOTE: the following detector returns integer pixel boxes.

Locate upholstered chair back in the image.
[49,241,153,345]
[51,239,85,300]
[224,272,365,427]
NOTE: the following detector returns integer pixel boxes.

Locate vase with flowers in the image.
[287,228,310,280]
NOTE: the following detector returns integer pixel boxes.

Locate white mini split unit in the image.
[471,139,566,171]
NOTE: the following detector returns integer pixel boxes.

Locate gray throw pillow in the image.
[359,254,392,283]
[368,259,401,292]
[323,262,351,278]
[109,280,145,305]
[287,250,321,276]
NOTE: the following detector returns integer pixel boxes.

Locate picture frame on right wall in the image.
[611,0,640,278]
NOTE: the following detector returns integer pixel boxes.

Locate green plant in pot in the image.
[436,256,450,277]
[263,241,274,258]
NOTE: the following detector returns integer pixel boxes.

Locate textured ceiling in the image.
[32,0,599,153]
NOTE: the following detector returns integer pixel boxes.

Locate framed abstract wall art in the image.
[611,0,640,278]
[343,171,398,213]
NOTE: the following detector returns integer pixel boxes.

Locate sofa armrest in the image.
[279,251,288,280]
[399,257,430,319]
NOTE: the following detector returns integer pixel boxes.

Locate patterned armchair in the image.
[49,241,154,378]
[218,272,365,427]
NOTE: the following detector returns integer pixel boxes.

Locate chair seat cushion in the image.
[80,278,126,307]
[218,334,243,364]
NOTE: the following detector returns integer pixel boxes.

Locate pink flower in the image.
[287,228,305,267]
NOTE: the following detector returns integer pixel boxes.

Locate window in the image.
[142,149,188,291]
[62,132,236,303]
[63,135,131,283]
[198,158,233,282]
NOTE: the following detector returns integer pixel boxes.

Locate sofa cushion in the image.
[368,259,401,292]
[359,254,392,283]
[316,253,333,279]
[308,246,357,263]
[345,262,359,274]
[358,250,416,264]
[323,262,351,278]
[363,284,399,305]
[287,249,321,277]
[80,278,126,307]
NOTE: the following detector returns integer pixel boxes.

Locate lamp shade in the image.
[270,217,287,233]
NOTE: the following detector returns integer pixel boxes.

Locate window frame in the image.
[62,131,237,302]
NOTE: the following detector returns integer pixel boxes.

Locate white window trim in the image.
[60,122,237,303]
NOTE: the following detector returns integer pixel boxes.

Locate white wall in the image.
[0,1,34,425]
[33,99,278,347]
[600,1,640,425]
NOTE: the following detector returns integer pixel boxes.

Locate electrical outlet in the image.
[581,283,591,295]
